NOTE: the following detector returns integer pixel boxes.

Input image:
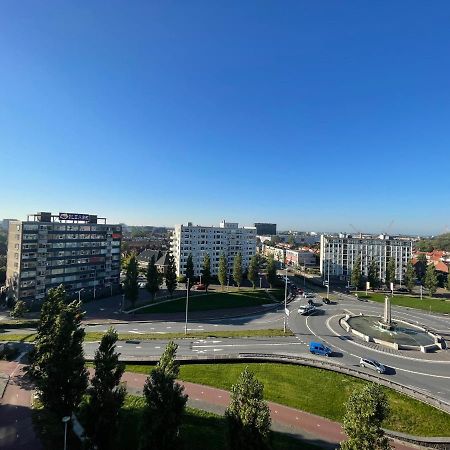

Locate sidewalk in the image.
[0,360,41,450]
[120,371,418,450]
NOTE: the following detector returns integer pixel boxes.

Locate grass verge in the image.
[0,328,293,342]
[135,289,277,314]
[361,293,450,314]
[124,362,450,437]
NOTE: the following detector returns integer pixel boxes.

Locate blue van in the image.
[309,341,332,357]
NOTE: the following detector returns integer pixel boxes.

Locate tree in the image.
[415,253,428,283]
[10,300,27,318]
[123,254,139,307]
[218,253,228,291]
[29,286,88,417]
[340,384,391,450]
[165,254,178,297]
[233,253,243,290]
[201,253,212,293]
[146,255,160,301]
[140,342,188,450]
[288,234,295,247]
[351,257,362,289]
[266,254,277,289]
[85,328,126,450]
[385,258,396,288]
[424,263,438,297]
[225,367,271,450]
[447,274,450,292]
[368,260,380,289]
[185,253,194,290]
[248,255,259,289]
[404,260,416,293]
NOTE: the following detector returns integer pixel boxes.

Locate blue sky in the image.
[1,1,449,235]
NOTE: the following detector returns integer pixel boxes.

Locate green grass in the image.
[124,362,450,437]
[362,293,450,314]
[135,289,276,314]
[115,395,322,450]
[0,319,39,329]
[0,328,293,342]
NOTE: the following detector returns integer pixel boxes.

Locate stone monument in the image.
[379,295,393,330]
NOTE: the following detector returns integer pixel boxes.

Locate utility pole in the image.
[184,278,190,335]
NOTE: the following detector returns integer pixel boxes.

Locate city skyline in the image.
[2,2,450,235]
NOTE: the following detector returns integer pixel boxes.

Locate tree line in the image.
[350,255,445,296]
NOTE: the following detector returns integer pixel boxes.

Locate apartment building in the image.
[6,212,122,303]
[285,249,317,267]
[171,220,257,277]
[320,234,414,283]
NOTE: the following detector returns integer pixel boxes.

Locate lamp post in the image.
[121,294,125,312]
[227,274,230,292]
[77,288,84,303]
[62,416,71,450]
[93,267,97,300]
[283,264,288,334]
[184,278,190,335]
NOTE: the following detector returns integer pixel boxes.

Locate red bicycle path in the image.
[120,371,419,450]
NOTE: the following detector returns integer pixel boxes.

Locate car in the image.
[297,304,316,315]
[359,358,386,374]
[309,341,332,356]
[138,282,146,289]
[303,293,315,299]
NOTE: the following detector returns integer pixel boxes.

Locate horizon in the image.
[1,2,450,236]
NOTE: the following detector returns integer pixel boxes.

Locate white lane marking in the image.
[117,345,123,348]
[136,346,142,349]
[154,346,161,349]
[166,327,172,329]
[128,330,144,335]
[192,342,304,349]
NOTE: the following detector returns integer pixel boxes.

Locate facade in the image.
[1,219,17,231]
[254,223,277,236]
[6,212,122,303]
[171,220,257,277]
[285,249,317,267]
[262,245,285,263]
[320,234,414,283]
[136,249,169,274]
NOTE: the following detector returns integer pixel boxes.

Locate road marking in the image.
[128,330,144,335]
[154,346,161,349]
[136,346,142,349]
[192,342,304,349]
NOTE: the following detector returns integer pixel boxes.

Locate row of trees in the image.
[350,256,443,296]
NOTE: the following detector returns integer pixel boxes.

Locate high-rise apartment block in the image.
[320,234,414,284]
[6,212,122,303]
[171,220,257,277]
[254,223,277,236]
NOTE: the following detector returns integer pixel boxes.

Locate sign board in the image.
[366,281,371,290]
[59,212,90,221]
[284,307,290,316]
[390,282,394,291]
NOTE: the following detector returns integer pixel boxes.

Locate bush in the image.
[10,300,27,318]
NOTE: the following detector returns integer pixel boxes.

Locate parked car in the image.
[309,341,332,356]
[303,292,315,299]
[298,304,316,315]
[359,357,386,374]
[138,282,146,289]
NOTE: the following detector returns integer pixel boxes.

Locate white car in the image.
[359,358,386,374]
[138,282,146,289]
[297,304,316,315]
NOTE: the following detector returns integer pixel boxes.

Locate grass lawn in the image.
[135,289,277,314]
[361,293,450,314]
[115,395,322,450]
[0,328,293,343]
[0,319,39,329]
[124,362,450,437]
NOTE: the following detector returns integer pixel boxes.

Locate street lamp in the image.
[184,278,190,335]
[283,264,288,334]
[227,274,230,292]
[62,416,71,450]
[77,288,84,303]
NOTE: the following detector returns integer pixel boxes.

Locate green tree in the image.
[368,260,380,289]
[385,258,396,288]
[140,342,188,450]
[218,253,228,291]
[146,255,160,301]
[404,260,416,293]
[351,257,362,289]
[424,263,438,297]
[225,367,271,450]
[84,328,126,450]
[29,286,88,417]
[185,253,195,290]
[415,253,428,283]
[247,255,259,289]
[165,253,178,297]
[124,254,139,307]
[201,253,212,293]
[447,274,450,291]
[10,300,27,318]
[340,384,391,450]
[288,234,295,247]
[266,254,277,289]
[233,253,243,290]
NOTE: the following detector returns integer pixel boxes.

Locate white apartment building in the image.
[171,221,257,277]
[320,234,414,284]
